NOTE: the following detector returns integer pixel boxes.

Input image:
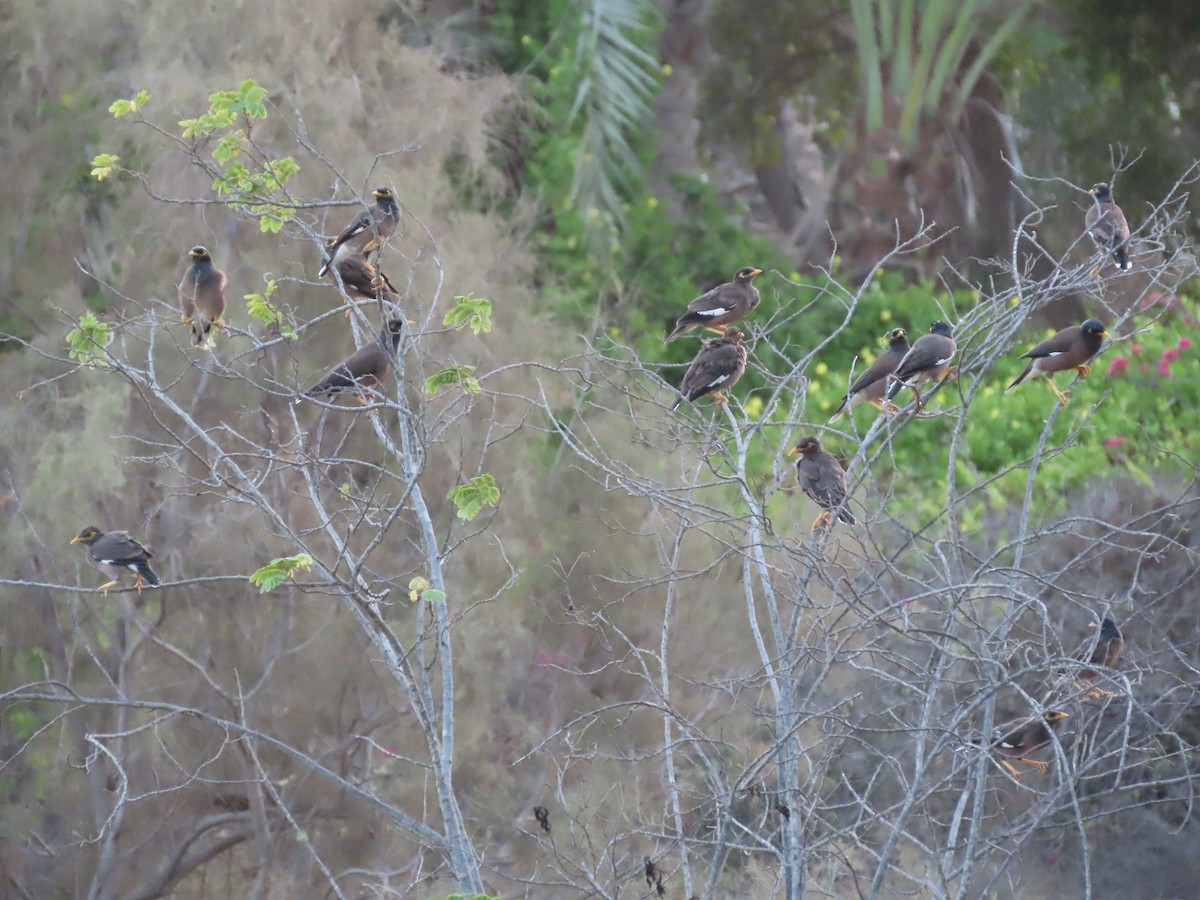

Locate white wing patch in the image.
[697,307,731,317]
[705,374,731,388]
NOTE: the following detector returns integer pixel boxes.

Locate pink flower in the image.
[1104,436,1126,449]
[1179,336,1193,350]
[1131,344,1143,356]
[1105,356,1129,377]
[1158,359,1173,378]
[1162,347,1181,363]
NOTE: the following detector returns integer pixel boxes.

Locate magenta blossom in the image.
[1158,359,1173,378]
[1105,356,1129,377]
[1179,336,1193,350]
[1131,343,1143,356]
[1162,347,1181,363]
[1104,436,1126,449]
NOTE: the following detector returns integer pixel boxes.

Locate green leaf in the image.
[442,293,492,334]
[408,575,430,602]
[66,313,111,367]
[424,365,480,396]
[420,588,446,603]
[447,474,500,521]
[245,280,296,338]
[89,153,121,182]
[108,90,149,118]
[248,553,313,593]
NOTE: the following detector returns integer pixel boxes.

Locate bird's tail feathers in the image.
[828,398,848,422]
[664,324,688,344]
[1006,363,1033,392]
[670,395,685,411]
[884,378,902,402]
[137,562,161,587]
[1114,247,1131,271]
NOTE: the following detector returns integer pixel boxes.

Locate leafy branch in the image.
[447,475,500,521]
[65,313,111,367]
[248,553,313,593]
[425,365,480,396]
[245,280,296,338]
[443,293,493,334]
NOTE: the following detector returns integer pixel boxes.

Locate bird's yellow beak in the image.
[787,446,801,457]
[70,536,83,545]
[751,268,763,277]
[1099,330,1110,339]
[1089,187,1098,195]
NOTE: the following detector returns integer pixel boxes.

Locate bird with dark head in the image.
[318,187,401,277]
[71,525,160,595]
[1007,318,1109,406]
[788,436,855,531]
[966,711,1070,780]
[665,267,763,342]
[671,327,748,410]
[178,246,227,350]
[299,319,405,407]
[1069,617,1125,698]
[1085,182,1131,272]
[884,320,955,411]
[830,327,910,421]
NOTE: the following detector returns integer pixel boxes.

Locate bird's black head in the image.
[373,187,395,201]
[1043,711,1070,725]
[71,525,104,546]
[1080,318,1108,340]
[887,327,908,347]
[381,318,405,348]
[188,246,212,262]
[788,435,821,458]
[1098,617,1120,638]
[734,266,763,283]
[1090,183,1113,202]
[929,321,952,337]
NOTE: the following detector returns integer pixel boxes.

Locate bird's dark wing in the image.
[306,343,390,395]
[91,531,153,565]
[798,454,848,511]
[847,347,905,395]
[680,342,742,397]
[895,335,955,379]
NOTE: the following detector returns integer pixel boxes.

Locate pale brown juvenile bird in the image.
[665,267,762,342]
[788,436,855,531]
[829,327,910,421]
[671,327,748,409]
[178,246,227,349]
[1085,182,1131,272]
[318,187,401,277]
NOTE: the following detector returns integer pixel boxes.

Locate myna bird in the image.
[971,711,1070,780]
[325,247,399,311]
[1085,182,1131,272]
[1006,319,1109,407]
[178,246,227,349]
[829,327,910,421]
[665,267,763,342]
[788,436,855,530]
[1069,617,1125,698]
[670,327,748,410]
[317,187,401,277]
[298,318,405,406]
[884,321,956,411]
[71,526,160,595]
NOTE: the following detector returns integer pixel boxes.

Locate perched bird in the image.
[884,321,956,411]
[1069,617,1125,698]
[829,327,910,421]
[299,319,405,406]
[70,526,160,595]
[318,187,401,277]
[1006,319,1109,407]
[1085,182,1131,272]
[788,436,855,530]
[967,711,1070,780]
[665,267,763,342]
[178,246,227,349]
[324,247,399,311]
[670,327,748,410]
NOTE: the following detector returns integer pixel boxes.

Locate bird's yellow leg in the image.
[1017,758,1050,775]
[1073,364,1091,377]
[134,573,144,594]
[999,759,1024,780]
[910,387,925,413]
[704,325,729,335]
[1075,678,1116,699]
[181,314,192,326]
[811,510,832,532]
[98,579,120,596]
[215,318,227,332]
[711,392,728,405]
[1046,377,1071,407]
